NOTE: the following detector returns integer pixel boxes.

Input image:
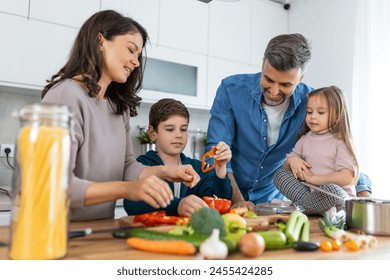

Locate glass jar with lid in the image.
[8,103,73,260]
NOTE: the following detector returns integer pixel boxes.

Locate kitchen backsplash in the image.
[0,90,211,187]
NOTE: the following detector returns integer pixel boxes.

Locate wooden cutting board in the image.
[118,214,290,231]
[244,214,290,231]
[118,216,145,228]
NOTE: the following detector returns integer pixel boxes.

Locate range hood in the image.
[197,0,241,3]
[197,0,290,5]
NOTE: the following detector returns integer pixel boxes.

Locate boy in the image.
[124,98,232,217]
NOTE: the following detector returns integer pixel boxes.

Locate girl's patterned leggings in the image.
[273,167,350,215]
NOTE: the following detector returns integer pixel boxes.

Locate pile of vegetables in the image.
[118,207,319,258]
[117,208,252,258]
[318,210,377,252]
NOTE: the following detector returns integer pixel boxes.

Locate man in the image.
[206,33,371,210]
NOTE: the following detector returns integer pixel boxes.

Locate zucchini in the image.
[256,230,290,250]
[300,218,310,242]
[113,228,237,252]
[293,241,320,251]
[285,211,307,243]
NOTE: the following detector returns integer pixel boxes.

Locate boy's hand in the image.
[213,141,232,178]
[178,195,209,217]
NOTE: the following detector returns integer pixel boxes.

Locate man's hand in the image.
[231,201,255,212]
[357,190,371,197]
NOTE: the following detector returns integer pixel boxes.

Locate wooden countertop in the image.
[1,216,390,260]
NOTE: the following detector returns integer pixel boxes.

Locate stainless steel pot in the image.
[345,198,390,236]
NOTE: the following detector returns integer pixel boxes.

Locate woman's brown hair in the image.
[41,10,149,117]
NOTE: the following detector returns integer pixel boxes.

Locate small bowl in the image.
[254,201,304,215]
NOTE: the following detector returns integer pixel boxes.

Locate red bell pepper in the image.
[133,211,189,227]
[203,196,232,214]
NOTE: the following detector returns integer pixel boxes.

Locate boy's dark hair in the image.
[149,98,190,131]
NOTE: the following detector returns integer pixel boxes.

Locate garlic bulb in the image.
[199,228,228,259]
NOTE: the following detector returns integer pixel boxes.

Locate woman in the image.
[41,10,200,221]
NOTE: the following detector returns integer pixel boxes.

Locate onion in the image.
[238,232,265,257]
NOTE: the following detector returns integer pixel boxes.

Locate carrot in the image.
[126,237,196,255]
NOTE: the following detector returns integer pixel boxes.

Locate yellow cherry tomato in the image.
[331,239,342,250]
[320,241,333,252]
[345,240,360,251]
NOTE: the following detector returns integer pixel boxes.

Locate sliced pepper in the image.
[203,196,232,214]
[133,211,189,227]
[201,146,218,173]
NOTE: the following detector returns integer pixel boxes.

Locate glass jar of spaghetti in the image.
[9,104,72,260]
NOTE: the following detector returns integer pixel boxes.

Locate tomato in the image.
[331,239,342,250]
[345,240,360,251]
[320,240,333,252]
[203,196,232,214]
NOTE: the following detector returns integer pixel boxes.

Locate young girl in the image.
[41,10,200,221]
[273,86,359,215]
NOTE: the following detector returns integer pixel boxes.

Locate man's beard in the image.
[262,89,288,106]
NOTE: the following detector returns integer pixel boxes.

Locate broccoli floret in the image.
[189,208,226,237]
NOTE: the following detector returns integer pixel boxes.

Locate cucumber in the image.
[256,230,290,250]
[113,228,237,252]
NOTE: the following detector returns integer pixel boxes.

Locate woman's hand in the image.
[126,175,173,209]
[141,165,200,188]
[178,195,209,217]
[166,165,201,188]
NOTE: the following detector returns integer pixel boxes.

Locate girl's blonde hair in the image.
[299,86,359,178]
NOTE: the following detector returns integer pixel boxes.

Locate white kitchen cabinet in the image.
[250,0,288,65]
[159,0,209,54]
[206,56,260,108]
[0,0,29,16]
[208,0,252,63]
[0,13,76,90]
[140,44,208,109]
[101,0,159,44]
[0,211,10,226]
[29,0,100,28]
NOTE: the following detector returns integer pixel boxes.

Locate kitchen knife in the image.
[69,226,134,239]
[302,182,346,201]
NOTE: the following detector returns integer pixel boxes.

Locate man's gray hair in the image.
[263,33,312,73]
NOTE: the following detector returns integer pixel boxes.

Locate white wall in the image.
[288,0,389,199]
[288,0,358,110]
